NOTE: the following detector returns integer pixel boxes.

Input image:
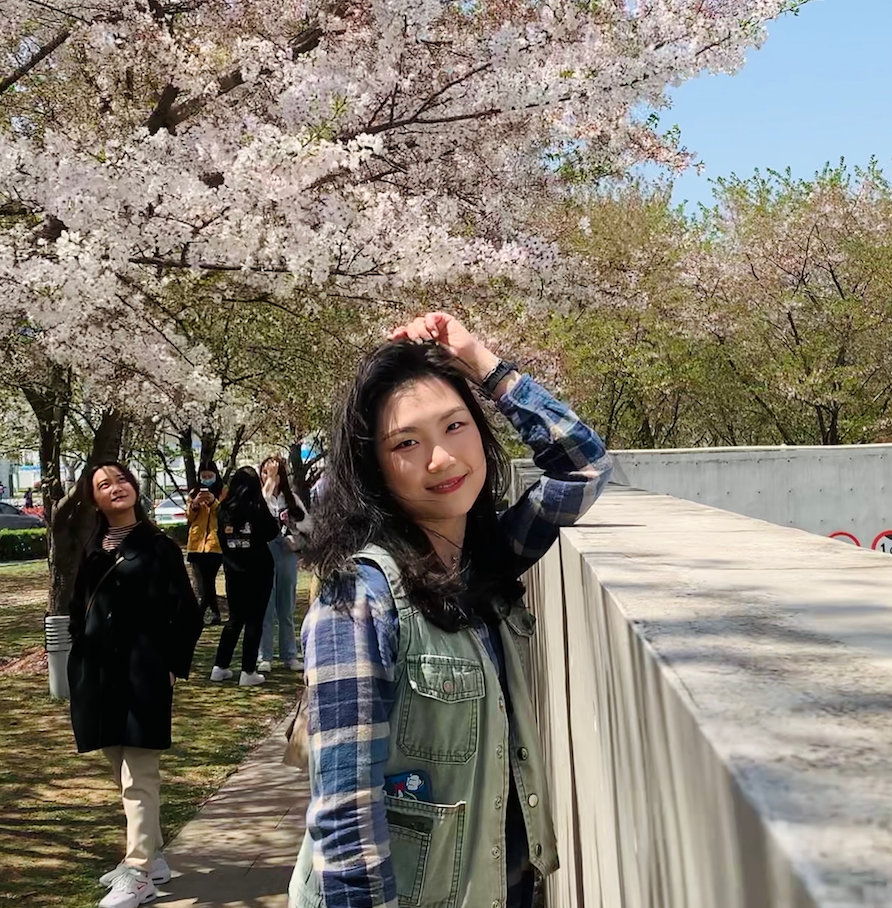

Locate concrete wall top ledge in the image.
[564,486,892,906]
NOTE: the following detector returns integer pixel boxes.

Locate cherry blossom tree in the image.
[1,0,812,610]
[2,0,811,298]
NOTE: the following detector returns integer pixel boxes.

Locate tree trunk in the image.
[179,426,197,493]
[19,364,70,527]
[289,442,310,505]
[222,424,247,483]
[48,410,124,615]
[199,429,219,467]
[288,437,323,507]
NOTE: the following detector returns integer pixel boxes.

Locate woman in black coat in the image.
[210,465,279,687]
[67,461,202,908]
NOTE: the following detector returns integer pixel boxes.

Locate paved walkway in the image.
[156,712,310,908]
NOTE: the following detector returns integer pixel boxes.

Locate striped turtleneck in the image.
[102,522,139,552]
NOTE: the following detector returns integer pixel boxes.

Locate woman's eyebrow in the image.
[381,406,468,441]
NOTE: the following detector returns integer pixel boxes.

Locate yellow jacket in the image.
[186,497,222,554]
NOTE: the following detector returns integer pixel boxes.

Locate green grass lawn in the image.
[0,560,309,908]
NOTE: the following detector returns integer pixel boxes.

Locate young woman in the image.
[67,462,203,908]
[186,460,225,625]
[210,465,279,686]
[287,313,612,908]
[257,455,312,673]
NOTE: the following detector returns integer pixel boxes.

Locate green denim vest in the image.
[288,546,558,908]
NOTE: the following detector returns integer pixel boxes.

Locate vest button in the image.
[535,843,543,857]
[496,745,504,759]
[492,846,501,859]
[517,746,529,761]
[528,793,539,808]
[442,679,455,694]
[492,902,502,908]
[494,796,503,809]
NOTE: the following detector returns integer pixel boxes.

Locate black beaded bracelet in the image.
[480,359,517,397]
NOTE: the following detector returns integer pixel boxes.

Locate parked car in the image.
[153,493,188,526]
[0,502,46,530]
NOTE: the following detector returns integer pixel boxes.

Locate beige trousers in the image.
[103,746,164,870]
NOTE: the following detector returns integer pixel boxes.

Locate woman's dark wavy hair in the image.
[304,340,523,632]
[195,460,224,499]
[82,461,155,544]
[218,465,267,527]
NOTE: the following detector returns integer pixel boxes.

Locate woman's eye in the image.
[447,421,465,432]
[394,439,417,450]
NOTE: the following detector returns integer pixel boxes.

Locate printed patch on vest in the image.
[384,770,433,802]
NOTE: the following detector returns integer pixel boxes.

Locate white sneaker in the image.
[98,867,157,908]
[285,657,304,671]
[100,854,170,887]
[239,670,266,686]
[257,660,272,673]
[210,666,233,682]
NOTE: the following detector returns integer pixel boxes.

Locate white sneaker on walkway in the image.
[98,867,157,908]
[239,670,266,686]
[285,657,304,671]
[100,854,170,887]
[257,660,272,673]
[210,666,233,682]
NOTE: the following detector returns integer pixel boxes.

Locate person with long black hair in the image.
[257,454,312,673]
[186,460,225,625]
[67,462,202,908]
[287,312,613,908]
[210,466,279,686]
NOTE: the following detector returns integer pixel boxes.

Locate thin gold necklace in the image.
[424,526,463,567]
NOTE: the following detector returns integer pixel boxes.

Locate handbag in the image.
[283,687,310,769]
[85,555,125,617]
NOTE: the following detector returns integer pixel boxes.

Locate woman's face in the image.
[261,460,279,487]
[376,377,486,529]
[92,467,137,517]
[199,470,217,486]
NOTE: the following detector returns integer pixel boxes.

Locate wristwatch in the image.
[480,359,518,397]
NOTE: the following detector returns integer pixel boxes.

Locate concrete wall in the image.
[521,481,892,908]
[606,444,892,552]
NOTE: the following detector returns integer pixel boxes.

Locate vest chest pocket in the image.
[386,795,465,908]
[397,656,485,764]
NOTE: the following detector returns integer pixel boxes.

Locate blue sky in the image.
[665,0,892,210]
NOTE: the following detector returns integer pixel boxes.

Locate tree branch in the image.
[0,29,71,96]
[146,83,182,135]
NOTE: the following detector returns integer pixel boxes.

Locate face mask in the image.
[200,477,216,488]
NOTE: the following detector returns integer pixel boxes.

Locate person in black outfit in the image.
[67,461,202,908]
[210,465,278,687]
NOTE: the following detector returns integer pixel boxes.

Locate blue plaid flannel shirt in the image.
[301,374,612,908]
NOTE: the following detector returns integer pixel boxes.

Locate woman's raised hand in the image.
[388,312,499,384]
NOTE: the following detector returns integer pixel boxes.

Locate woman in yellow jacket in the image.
[186,461,225,625]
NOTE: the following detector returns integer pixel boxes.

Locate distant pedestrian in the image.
[0,481,5,499]
[68,461,202,908]
[257,456,312,673]
[23,488,33,509]
[210,466,279,686]
[186,461,225,625]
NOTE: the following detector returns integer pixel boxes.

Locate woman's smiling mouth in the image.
[428,475,467,494]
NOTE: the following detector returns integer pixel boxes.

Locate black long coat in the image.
[67,522,203,753]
